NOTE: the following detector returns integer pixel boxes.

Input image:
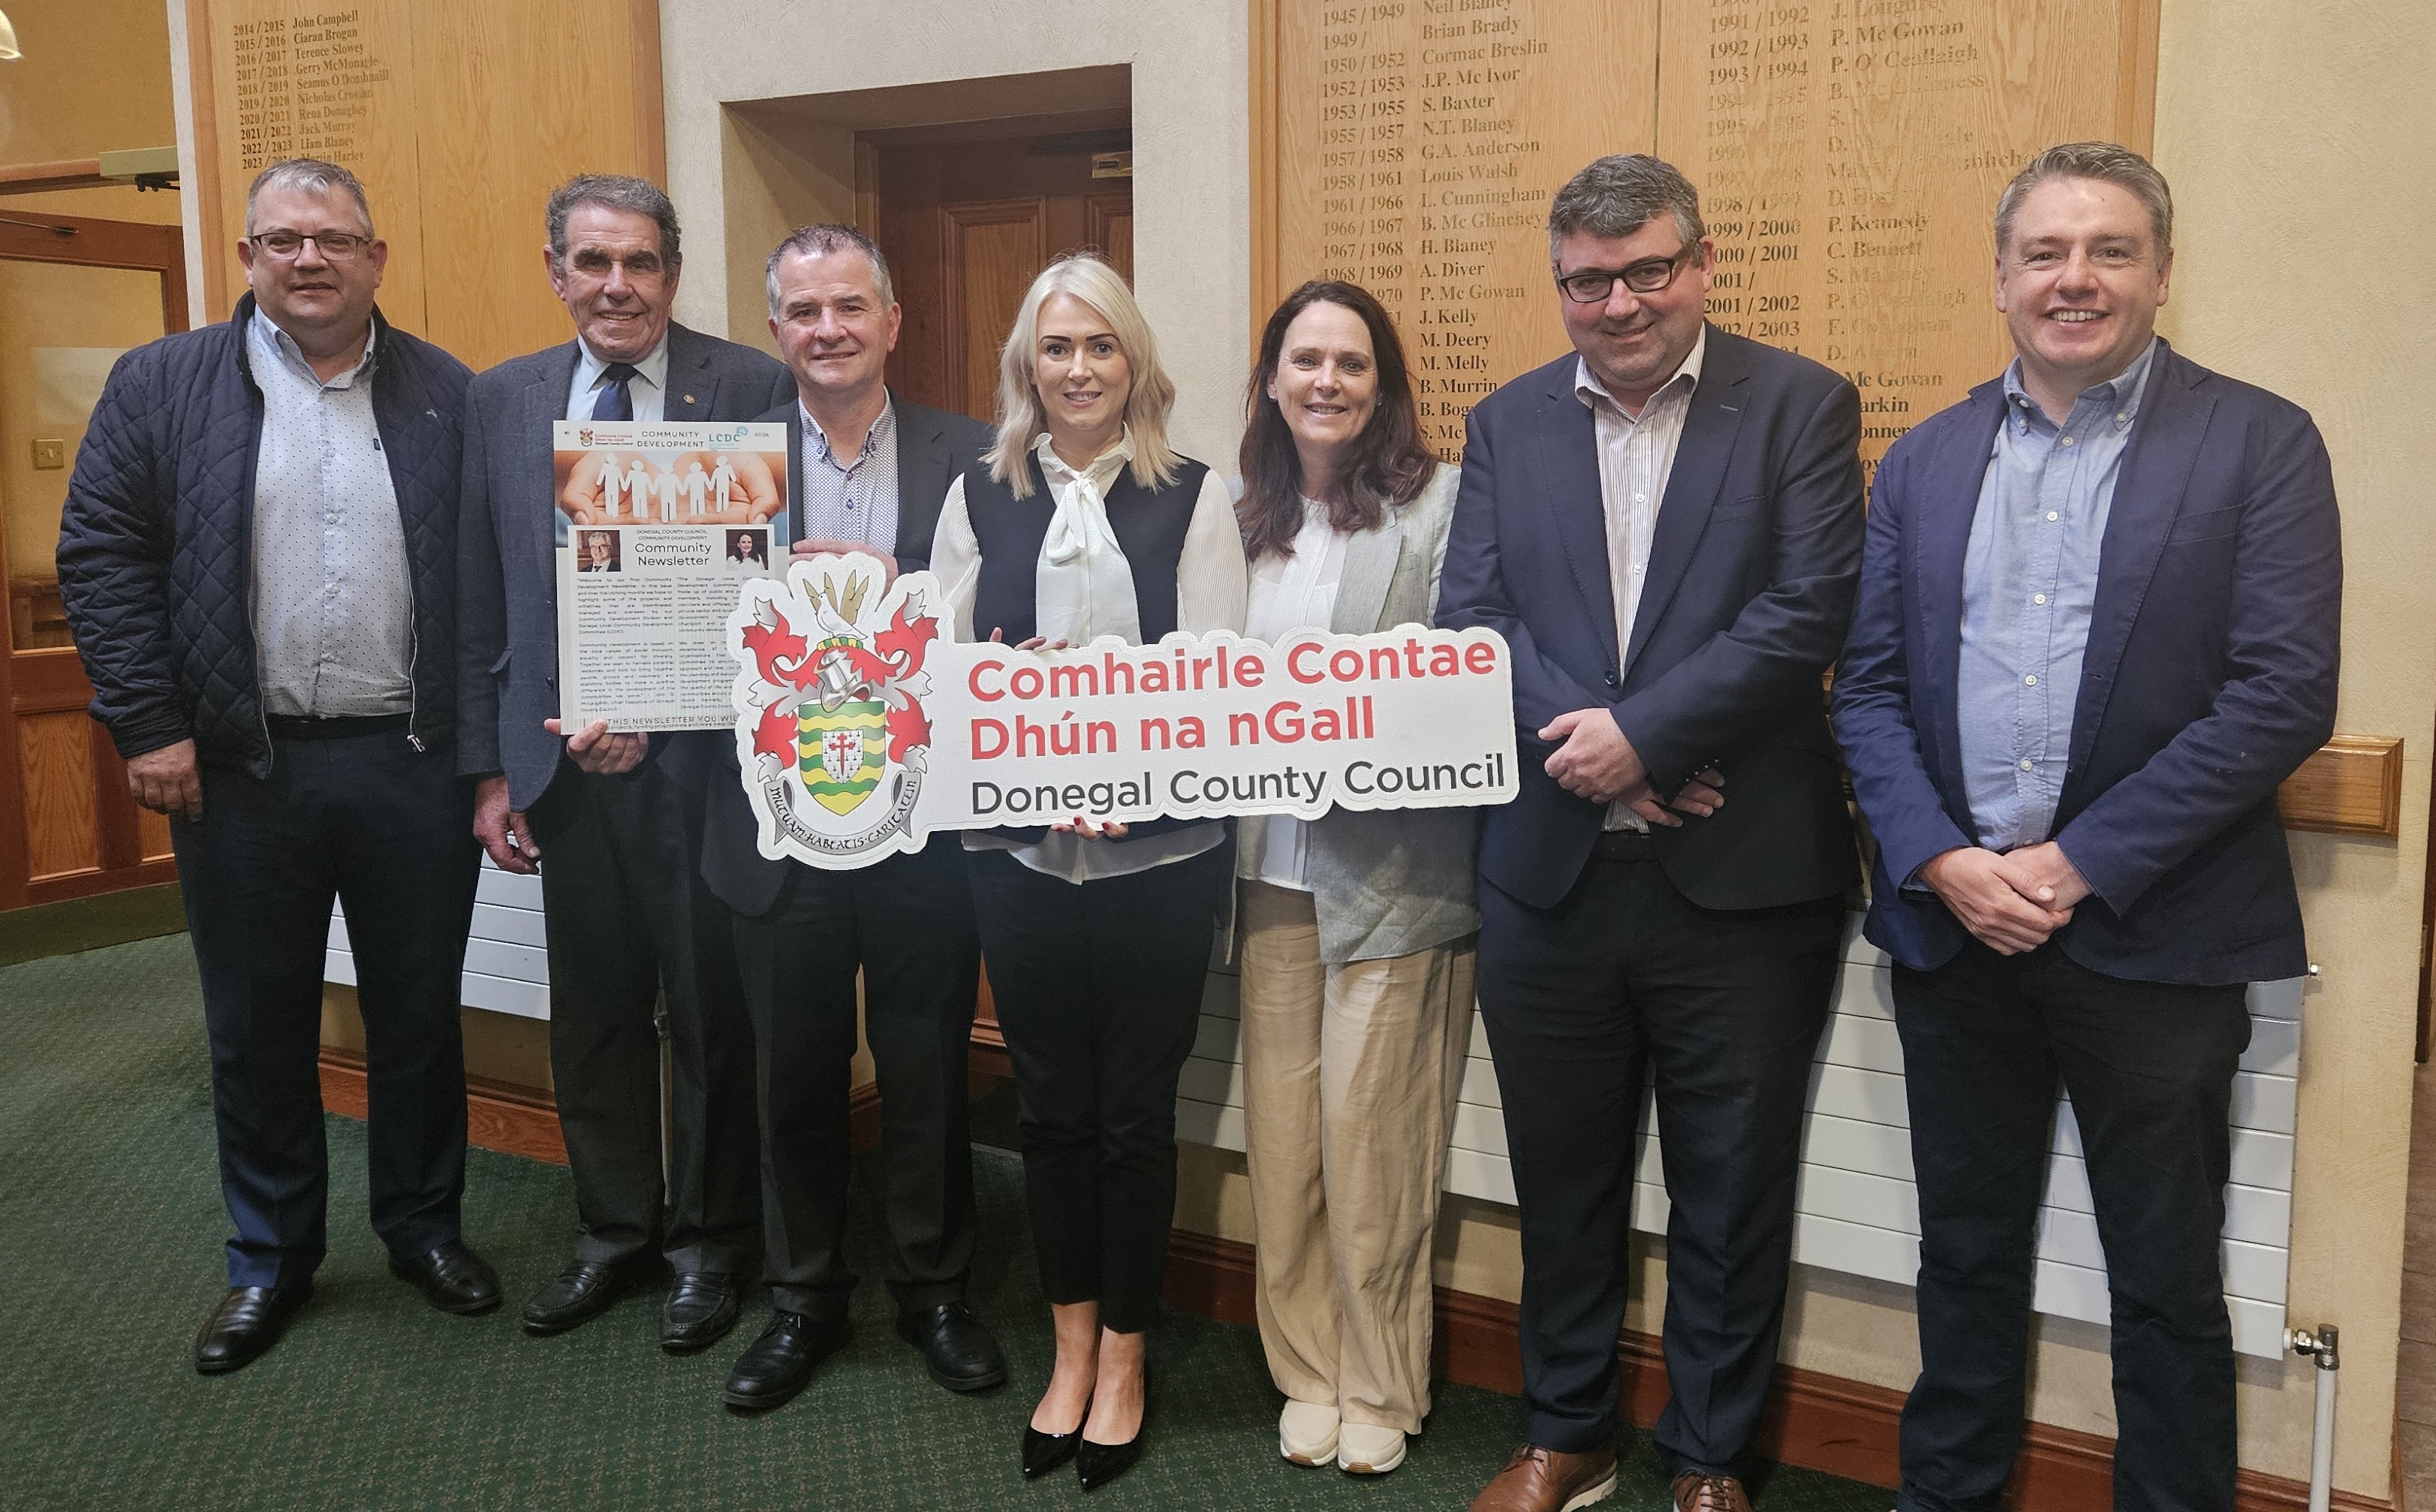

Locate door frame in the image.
[0,212,188,909]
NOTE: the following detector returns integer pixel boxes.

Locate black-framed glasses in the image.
[1555,246,1695,304]
[248,230,371,261]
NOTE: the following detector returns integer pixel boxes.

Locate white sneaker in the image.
[1278,1399,1340,1466]
[1337,1421,1408,1474]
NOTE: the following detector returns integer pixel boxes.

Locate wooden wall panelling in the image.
[190,0,663,369]
[405,0,665,369]
[1649,0,2146,483]
[197,0,429,333]
[1264,0,1661,459]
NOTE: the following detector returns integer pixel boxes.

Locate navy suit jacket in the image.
[697,394,992,918]
[1437,327,1865,911]
[455,323,793,809]
[1829,339,2341,985]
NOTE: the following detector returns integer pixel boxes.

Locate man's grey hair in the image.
[765,224,895,317]
[1994,142,2173,257]
[1546,154,1705,264]
[546,173,682,267]
[245,158,374,236]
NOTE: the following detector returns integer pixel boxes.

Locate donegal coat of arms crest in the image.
[729,553,936,863]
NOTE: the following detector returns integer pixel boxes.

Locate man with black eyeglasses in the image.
[1438,153,1865,1512]
[457,175,791,1354]
[59,157,498,1373]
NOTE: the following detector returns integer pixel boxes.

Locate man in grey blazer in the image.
[456,175,791,1353]
[694,225,1007,1412]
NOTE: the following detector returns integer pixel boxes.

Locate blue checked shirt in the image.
[797,398,899,551]
[1955,336,2158,852]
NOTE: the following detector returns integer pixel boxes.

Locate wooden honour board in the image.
[185,0,666,372]
[1252,0,2158,474]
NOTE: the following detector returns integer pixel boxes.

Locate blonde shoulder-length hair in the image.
[984,255,1182,500]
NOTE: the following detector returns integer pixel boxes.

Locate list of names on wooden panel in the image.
[1280,1,1656,455]
[224,10,393,175]
[1263,0,2146,466]
[205,2,425,324]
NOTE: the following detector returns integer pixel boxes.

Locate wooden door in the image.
[0,213,188,909]
[869,113,1134,422]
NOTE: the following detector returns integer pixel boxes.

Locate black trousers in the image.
[172,728,480,1289]
[1476,855,1842,1466]
[1892,943,2251,1512]
[967,842,1228,1335]
[733,836,982,1319]
[530,761,758,1274]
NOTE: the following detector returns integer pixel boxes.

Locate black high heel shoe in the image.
[1022,1394,1091,1480]
[1076,1370,1149,1492]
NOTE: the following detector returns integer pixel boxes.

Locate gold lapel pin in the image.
[683,393,696,405]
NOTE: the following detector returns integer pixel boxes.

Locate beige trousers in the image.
[1236,879,1476,1432]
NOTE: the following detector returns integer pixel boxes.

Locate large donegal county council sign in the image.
[727,553,1519,870]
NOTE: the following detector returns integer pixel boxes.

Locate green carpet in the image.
[0,882,186,967]
[0,935,1893,1511]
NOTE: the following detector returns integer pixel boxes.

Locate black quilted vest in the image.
[962,452,1209,645]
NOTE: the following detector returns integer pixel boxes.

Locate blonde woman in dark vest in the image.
[930,254,1247,1491]
[1233,281,1477,1478]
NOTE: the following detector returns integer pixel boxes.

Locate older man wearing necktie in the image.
[456,173,792,1354]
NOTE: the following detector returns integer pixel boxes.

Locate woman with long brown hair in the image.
[1232,280,1477,1478]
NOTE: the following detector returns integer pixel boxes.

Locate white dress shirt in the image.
[799,396,899,550]
[1575,329,1705,830]
[932,430,1249,882]
[566,333,670,423]
[1236,498,1349,890]
[246,312,414,718]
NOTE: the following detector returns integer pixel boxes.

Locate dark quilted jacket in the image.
[56,294,471,777]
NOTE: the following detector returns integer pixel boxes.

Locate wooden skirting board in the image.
[314,1047,882,1164]
[1161,1231,2391,1512]
[318,1056,2394,1510]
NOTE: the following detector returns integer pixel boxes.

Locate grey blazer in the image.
[1276,462,1480,963]
[456,323,793,809]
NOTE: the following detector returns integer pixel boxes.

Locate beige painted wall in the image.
[651,0,2432,1495]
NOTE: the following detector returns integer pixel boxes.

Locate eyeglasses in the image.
[1555,246,1696,304]
[248,230,372,261]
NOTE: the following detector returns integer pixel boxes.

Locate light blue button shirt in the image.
[1956,336,2158,851]
[797,397,899,551]
[246,312,414,717]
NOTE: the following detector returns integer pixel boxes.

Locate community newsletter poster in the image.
[553,420,790,731]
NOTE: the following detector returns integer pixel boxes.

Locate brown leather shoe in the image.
[1672,1468,1754,1512]
[1470,1444,1619,1512]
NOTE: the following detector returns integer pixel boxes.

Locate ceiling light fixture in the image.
[0,11,19,61]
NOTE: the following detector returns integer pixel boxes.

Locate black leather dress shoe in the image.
[1076,1372,1149,1492]
[722,1311,849,1411]
[194,1280,314,1375]
[896,1301,1007,1393]
[661,1273,740,1355]
[388,1239,502,1315]
[522,1256,654,1336]
[1022,1396,1090,1480]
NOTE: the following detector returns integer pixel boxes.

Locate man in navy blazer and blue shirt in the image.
[1832,143,2341,1512]
[457,175,793,1353]
[1439,155,1865,1512]
[694,225,1008,1412]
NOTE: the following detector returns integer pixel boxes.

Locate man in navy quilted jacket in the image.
[58,158,498,1375]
